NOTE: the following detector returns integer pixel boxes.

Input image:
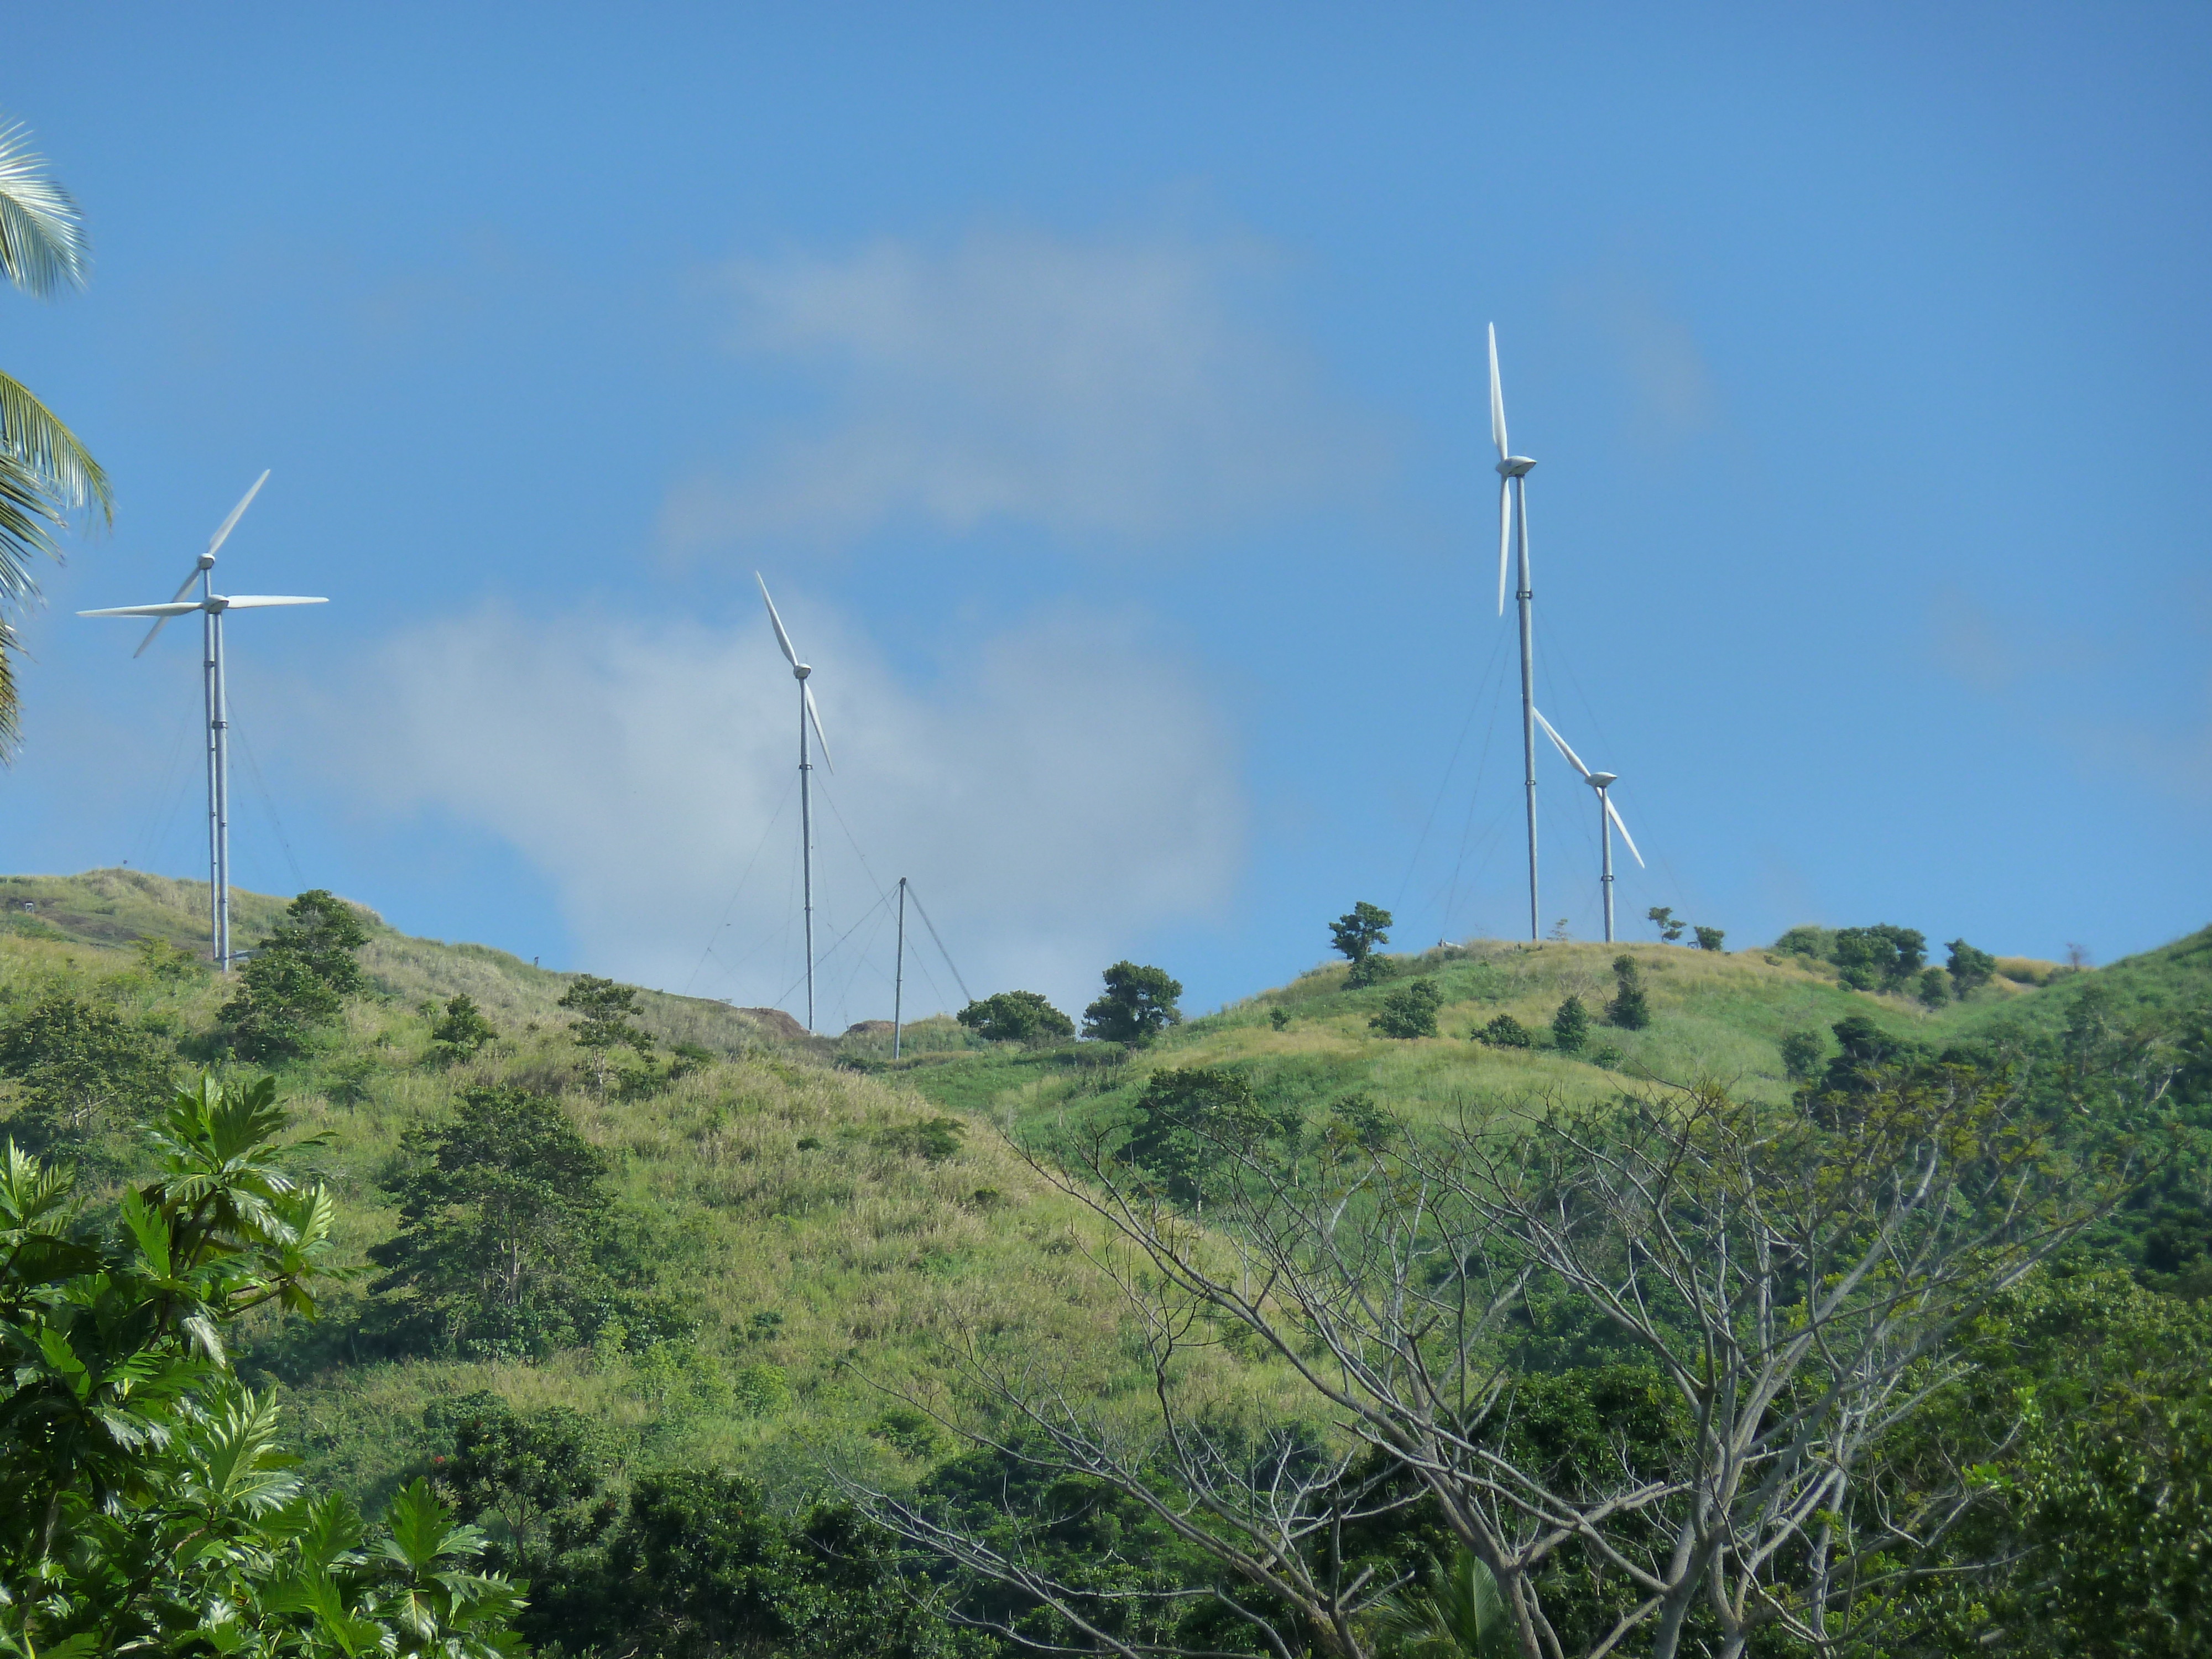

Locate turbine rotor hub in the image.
[794,663,812,680]
[1496,456,1537,478]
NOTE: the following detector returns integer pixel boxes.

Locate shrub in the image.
[429,992,498,1063]
[956,989,1074,1044]
[1269,1006,1291,1031]
[1475,1013,1532,1048]
[1947,938,1997,997]
[0,992,175,1164]
[1122,1067,1299,1202]
[1330,900,1392,967]
[868,1404,941,1458]
[218,888,372,1059]
[1082,961,1183,1045]
[1606,955,1651,1030]
[1693,926,1726,952]
[878,1114,964,1161]
[1779,1030,1826,1082]
[1916,966,1951,1007]
[1551,996,1590,1053]
[1370,979,1444,1039]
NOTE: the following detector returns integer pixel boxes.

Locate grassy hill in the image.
[892,928,2174,1140]
[0,869,1288,1512]
[6,867,2205,1511]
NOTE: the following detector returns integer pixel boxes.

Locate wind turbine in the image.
[756,573,833,1035]
[1490,324,1542,940]
[1532,708,1644,944]
[79,471,326,971]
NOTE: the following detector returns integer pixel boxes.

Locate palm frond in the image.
[0,121,88,297]
[0,369,111,521]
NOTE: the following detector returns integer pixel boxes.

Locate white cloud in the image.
[660,227,1378,552]
[299,597,1245,1027]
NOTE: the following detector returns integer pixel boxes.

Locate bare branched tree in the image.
[852,1069,2117,1659]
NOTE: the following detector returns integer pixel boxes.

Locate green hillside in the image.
[893,928,2146,1139]
[0,869,1287,1512]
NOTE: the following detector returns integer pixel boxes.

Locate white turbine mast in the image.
[1490,324,1542,940]
[1532,707,1645,943]
[79,471,326,970]
[756,573,833,1035]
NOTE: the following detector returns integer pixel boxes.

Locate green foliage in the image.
[1818,1013,1926,1097]
[557,974,653,1091]
[1778,1028,1826,1082]
[1081,961,1182,1045]
[1646,906,1686,943]
[427,1391,614,1578]
[1268,1006,1291,1031]
[1371,979,1443,1039]
[868,1404,942,1459]
[1772,924,1833,958]
[1378,1544,1515,1659]
[1604,954,1650,1030]
[366,1086,665,1359]
[0,990,174,1165]
[220,889,372,1060]
[1916,964,1952,1007]
[430,992,498,1063]
[0,1075,523,1656]
[132,932,200,979]
[954,989,1073,1045]
[533,1470,954,1658]
[1947,937,1997,997]
[1345,951,1397,989]
[1330,900,1392,965]
[1474,1011,1531,1048]
[1550,995,1589,1053]
[1692,925,1725,952]
[1326,1091,1394,1151]
[1834,922,1928,991]
[1121,1067,1297,1203]
[877,1114,965,1162]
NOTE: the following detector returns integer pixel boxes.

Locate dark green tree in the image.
[557,974,654,1091]
[429,1391,615,1581]
[430,992,499,1063]
[1371,979,1444,1039]
[1475,1012,1532,1048]
[1605,954,1651,1030]
[367,1086,651,1358]
[1916,965,1951,1007]
[1692,925,1725,953]
[0,992,174,1163]
[1646,906,1686,943]
[1551,995,1590,1053]
[1778,1029,1825,1083]
[218,888,373,1059]
[1331,901,1393,967]
[1121,1067,1296,1203]
[1946,937,1997,997]
[1081,961,1183,1045]
[954,989,1073,1045]
[1833,924,1927,992]
[1819,1014,1926,1097]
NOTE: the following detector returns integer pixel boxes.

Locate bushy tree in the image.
[1946,937,1997,997]
[1120,1066,1296,1203]
[1605,954,1651,1030]
[1818,1014,1927,1098]
[1331,900,1392,966]
[1475,1012,1532,1048]
[367,1086,666,1358]
[1551,996,1589,1053]
[954,989,1073,1045]
[429,1391,615,1582]
[0,990,174,1163]
[0,1075,525,1656]
[1646,906,1686,943]
[1778,1029,1825,1083]
[430,991,499,1063]
[1833,923,1927,992]
[1081,961,1182,1045]
[1371,979,1444,1039]
[558,973,654,1091]
[220,888,372,1059]
[1916,965,1951,1007]
[1692,925,1725,953]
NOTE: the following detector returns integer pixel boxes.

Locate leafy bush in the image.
[1779,1030,1825,1082]
[1916,966,1952,1007]
[1371,980,1444,1039]
[0,991,175,1165]
[877,1114,965,1162]
[430,991,499,1063]
[1121,1067,1297,1202]
[1474,1013,1532,1048]
[1331,901,1392,967]
[1947,937,1997,997]
[1833,924,1927,992]
[219,888,371,1058]
[1693,926,1725,952]
[558,974,654,1091]
[956,989,1074,1044]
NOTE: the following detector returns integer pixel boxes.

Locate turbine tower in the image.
[1533,708,1645,943]
[79,471,326,970]
[756,574,833,1035]
[1489,325,1541,940]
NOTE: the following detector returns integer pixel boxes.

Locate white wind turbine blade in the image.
[805,684,833,773]
[219,596,327,608]
[1488,323,1508,460]
[206,469,270,560]
[80,601,204,619]
[1606,795,1645,868]
[1532,707,1592,779]
[137,563,210,656]
[1496,478,1511,616]
[755,572,800,670]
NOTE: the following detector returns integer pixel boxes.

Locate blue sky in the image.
[4,4,2208,1027]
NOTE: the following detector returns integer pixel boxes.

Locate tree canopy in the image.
[1081,961,1182,1045]
[956,989,1074,1045]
